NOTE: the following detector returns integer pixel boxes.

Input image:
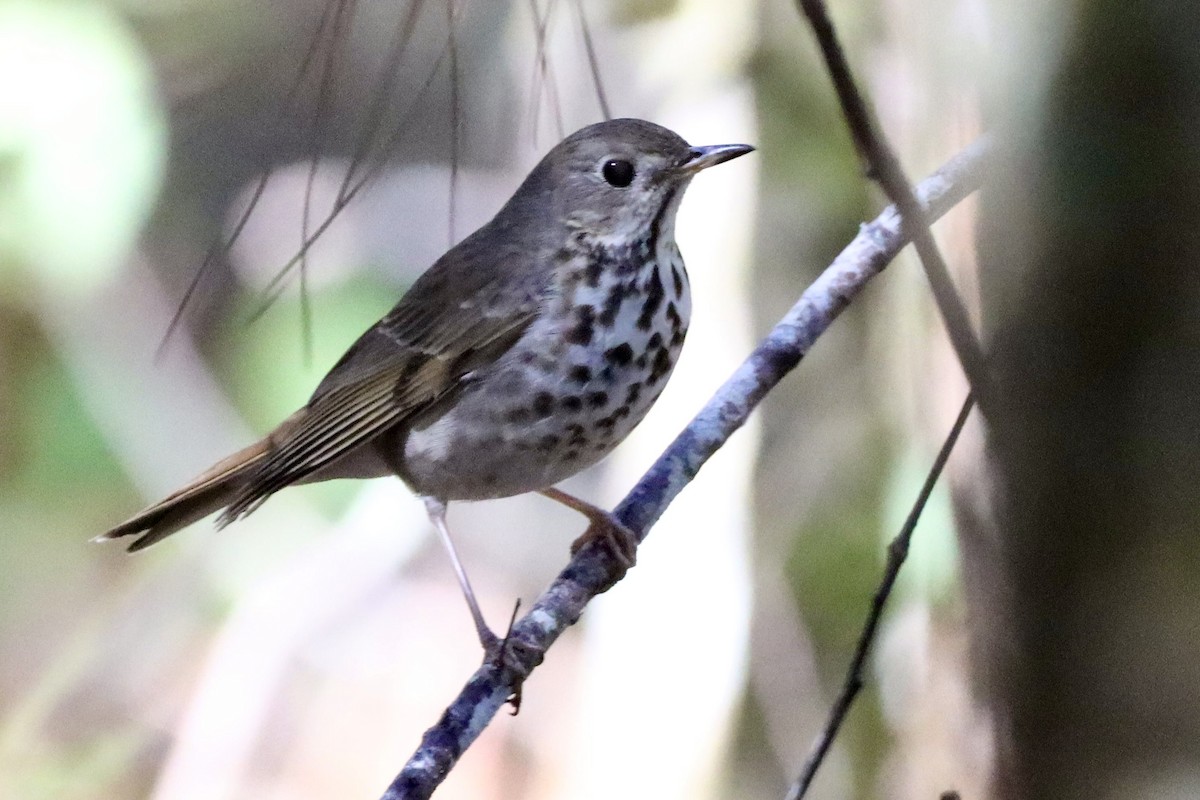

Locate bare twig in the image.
[446,0,461,248]
[247,43,452,323]
[336,0,427,205]
[785,393,976,800]
[156,0,353,357]
[572,0,613,120]
[527,0,567,142]
[298,0,355,363]
[795,0,994,414]
[377,137,993,800]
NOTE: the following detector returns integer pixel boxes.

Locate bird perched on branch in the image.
[97,118,754,649]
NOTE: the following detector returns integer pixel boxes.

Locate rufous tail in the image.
[94,438,271,552]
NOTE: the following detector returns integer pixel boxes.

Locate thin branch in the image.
[336,0,427,204]
[246,44,453,323]
[298,0,355,363]
[247,0,430,320]
[527,0,566,143]
[377,136,993,800]
[795,0,994,415]
[785,393,976,800]
[447,0,461,248]
[156,0,349,357]
[572,0,612,120]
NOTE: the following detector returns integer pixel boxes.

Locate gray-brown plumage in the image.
[98,118,753,645]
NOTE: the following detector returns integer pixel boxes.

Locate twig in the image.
[795,0,994,414]
[378,137,993,800]
[785,393,976,800]
[572,0,613,120]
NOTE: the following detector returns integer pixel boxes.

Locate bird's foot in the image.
[538,488,639,573]
[481,600,543,715]
[569,511,639,571]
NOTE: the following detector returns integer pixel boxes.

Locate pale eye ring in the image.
[601,159,635,187]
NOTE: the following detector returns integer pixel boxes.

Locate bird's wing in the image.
[221,239,545,521]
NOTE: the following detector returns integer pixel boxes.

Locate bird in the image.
[97,118,754,649]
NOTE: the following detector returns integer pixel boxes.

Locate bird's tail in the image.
[94,438,271,552]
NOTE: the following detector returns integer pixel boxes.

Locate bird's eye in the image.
[601,159,635,187]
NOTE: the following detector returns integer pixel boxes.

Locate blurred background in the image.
[8,1,1194,800]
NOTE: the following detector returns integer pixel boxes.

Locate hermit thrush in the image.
[98,118,753,647]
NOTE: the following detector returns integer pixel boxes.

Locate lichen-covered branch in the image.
[378,135,993,800]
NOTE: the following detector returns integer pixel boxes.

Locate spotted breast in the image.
[397,210,692,502]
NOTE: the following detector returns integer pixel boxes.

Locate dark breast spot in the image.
[636,269,665,330]
[625,383,642,405]
[588,391,609,408]
[566,422,588,448]
[568,365,592,384]
[653,347,672,373]
[666,302,683,332]
[647,348,674,384]
[565,305,595,346]
[538,434,561,452]
[561,395,583,412]
[671,265,684,298]
[532,391,555,417]
[598,282,627,326]
[605,343,634,366]
[584,260,603,287]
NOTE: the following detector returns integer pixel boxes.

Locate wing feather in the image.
[221,241,545,522]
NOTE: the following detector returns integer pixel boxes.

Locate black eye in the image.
[601,159,635,187]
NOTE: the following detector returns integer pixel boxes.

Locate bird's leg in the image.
[539,487,639,569]
[422,496,500,651]
[422,498,543,700]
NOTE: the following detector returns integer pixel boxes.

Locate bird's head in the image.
[504,118,753,247]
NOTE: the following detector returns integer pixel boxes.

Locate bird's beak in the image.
[678,143,755,175]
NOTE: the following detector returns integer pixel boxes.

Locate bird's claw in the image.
[481,600,543,715]
[570,512,639,571]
